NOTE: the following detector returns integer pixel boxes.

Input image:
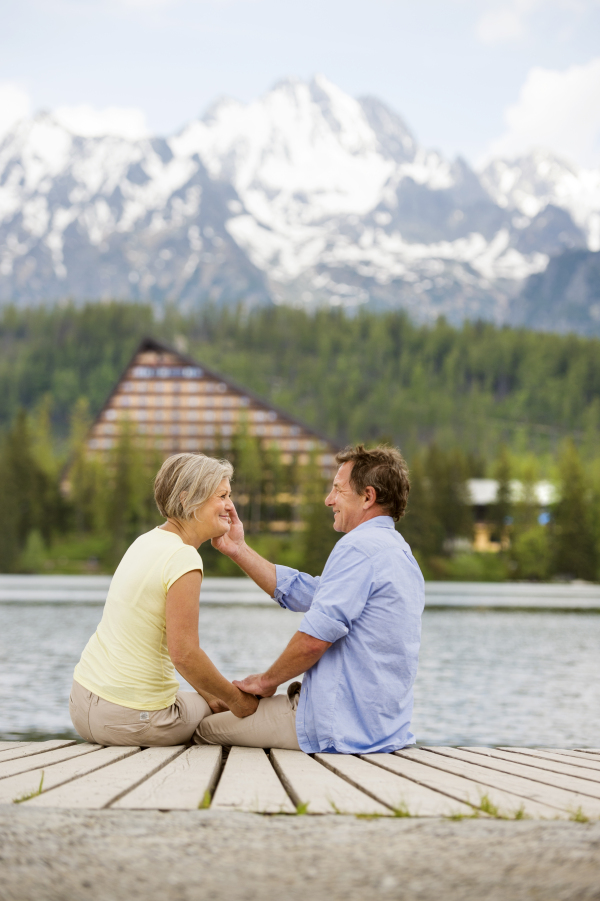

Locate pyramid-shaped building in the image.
[86,338,338,470]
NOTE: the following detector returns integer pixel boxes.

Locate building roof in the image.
[85,337,339,468]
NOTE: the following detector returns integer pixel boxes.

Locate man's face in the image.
[325,462,367,533]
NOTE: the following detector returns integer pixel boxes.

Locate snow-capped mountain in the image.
[0,75,597,325]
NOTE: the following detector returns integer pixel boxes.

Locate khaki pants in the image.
[198,682,302,750]
[69,679,212,747]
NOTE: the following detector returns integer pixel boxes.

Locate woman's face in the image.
[195,478,233,538]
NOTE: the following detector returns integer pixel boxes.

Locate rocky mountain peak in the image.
[0,77,599,331]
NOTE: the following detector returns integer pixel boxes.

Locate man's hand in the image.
[211,503,246,559]
[232,673,277,698]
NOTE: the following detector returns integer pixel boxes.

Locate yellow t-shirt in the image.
[74,528,203,710]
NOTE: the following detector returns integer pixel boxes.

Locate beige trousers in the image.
[69,679,212,747]
[198,682,302,750]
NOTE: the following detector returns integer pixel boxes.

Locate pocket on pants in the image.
[100,722,153,745]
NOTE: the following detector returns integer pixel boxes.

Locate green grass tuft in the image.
[569,807,590,823]
[392,802,412,818]
[295,801,310,815]
[478,794,501,818]
[198,790,212,810]
[13,771,44,804]
[513,806,528,820]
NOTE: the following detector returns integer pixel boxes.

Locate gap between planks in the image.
[212,747,295,814]
[1,741,597,818]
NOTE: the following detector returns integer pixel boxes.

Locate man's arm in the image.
[212,505,320,611]
[233,631,332,697]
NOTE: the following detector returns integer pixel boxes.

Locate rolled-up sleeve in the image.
[274,565,320,612]
[298,545,373,643]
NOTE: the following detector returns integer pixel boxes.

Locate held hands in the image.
[211,503,246,559]
[232,673,277,698]
[207,698,230,714]
[229,688,260,718]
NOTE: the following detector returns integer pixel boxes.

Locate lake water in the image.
[2,596,600,747]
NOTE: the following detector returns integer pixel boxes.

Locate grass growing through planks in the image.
[13,772,44,804]
[447,795,529,821]
[478,794,501,817]
[569,807,590,823]
[198,790,212,810]
[295,801,310,815]
[392,802,412,817]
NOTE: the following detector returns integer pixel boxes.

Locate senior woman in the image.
[69,453,258,746]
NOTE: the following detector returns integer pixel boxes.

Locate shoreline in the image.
[2,574,600,610]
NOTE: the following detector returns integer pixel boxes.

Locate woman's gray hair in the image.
[154,453,234,521]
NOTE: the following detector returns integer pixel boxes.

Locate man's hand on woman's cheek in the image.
[233,673,276,697]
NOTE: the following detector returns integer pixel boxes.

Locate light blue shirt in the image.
[274,516,425,754]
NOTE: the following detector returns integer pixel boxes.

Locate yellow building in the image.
[85,337,338,470]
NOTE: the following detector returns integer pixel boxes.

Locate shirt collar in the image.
[352,515,395,534]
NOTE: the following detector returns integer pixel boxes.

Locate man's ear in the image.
[363,486,377,508]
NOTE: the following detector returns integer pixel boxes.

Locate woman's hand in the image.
[207,698,230,714]
[229,689,260,718]
[211,503,246,559]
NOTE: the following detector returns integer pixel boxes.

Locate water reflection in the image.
[1,604,599,747]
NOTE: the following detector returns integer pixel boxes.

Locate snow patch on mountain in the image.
[480,151,600,251]
[0,75,597,322]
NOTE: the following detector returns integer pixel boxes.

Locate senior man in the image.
[199,444,424,754]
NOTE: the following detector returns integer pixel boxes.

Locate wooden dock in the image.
[1,741,599,818]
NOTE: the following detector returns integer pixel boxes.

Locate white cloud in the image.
[476,5,527,42]
[475,0,599,45]
[52,104,149,140]
[476,0,543,44]
[487,58,600,167]
[0,82,31,141]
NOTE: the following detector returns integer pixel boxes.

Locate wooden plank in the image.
[113,746,222,810]
[0,741,31,752]
[462,747,600,783]
[212,746,295,814]
[0,747,138,804]
[270,749,389,815]
[0,740,76,764]
[315,753,474,817]
[562,750,600,762]
[503,748,600,769]
[405,748,600,818]
[362,752,563,819]
[0,743,99,780]
[26,746,184,809]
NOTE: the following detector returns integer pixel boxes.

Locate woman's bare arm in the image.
[166,570,258,717]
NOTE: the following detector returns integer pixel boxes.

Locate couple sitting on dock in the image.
[70,444,425,755]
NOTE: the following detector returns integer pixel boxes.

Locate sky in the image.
[0,0,599,168]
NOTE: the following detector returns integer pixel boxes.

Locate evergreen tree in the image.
[0,410,64,571]
[301,457,339,575]
[489,446,512,545]
[105,423,157,562]
[399,452,443,557]
[552,441,598,580]
[68,398,108,534]
[425,445,473,553]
